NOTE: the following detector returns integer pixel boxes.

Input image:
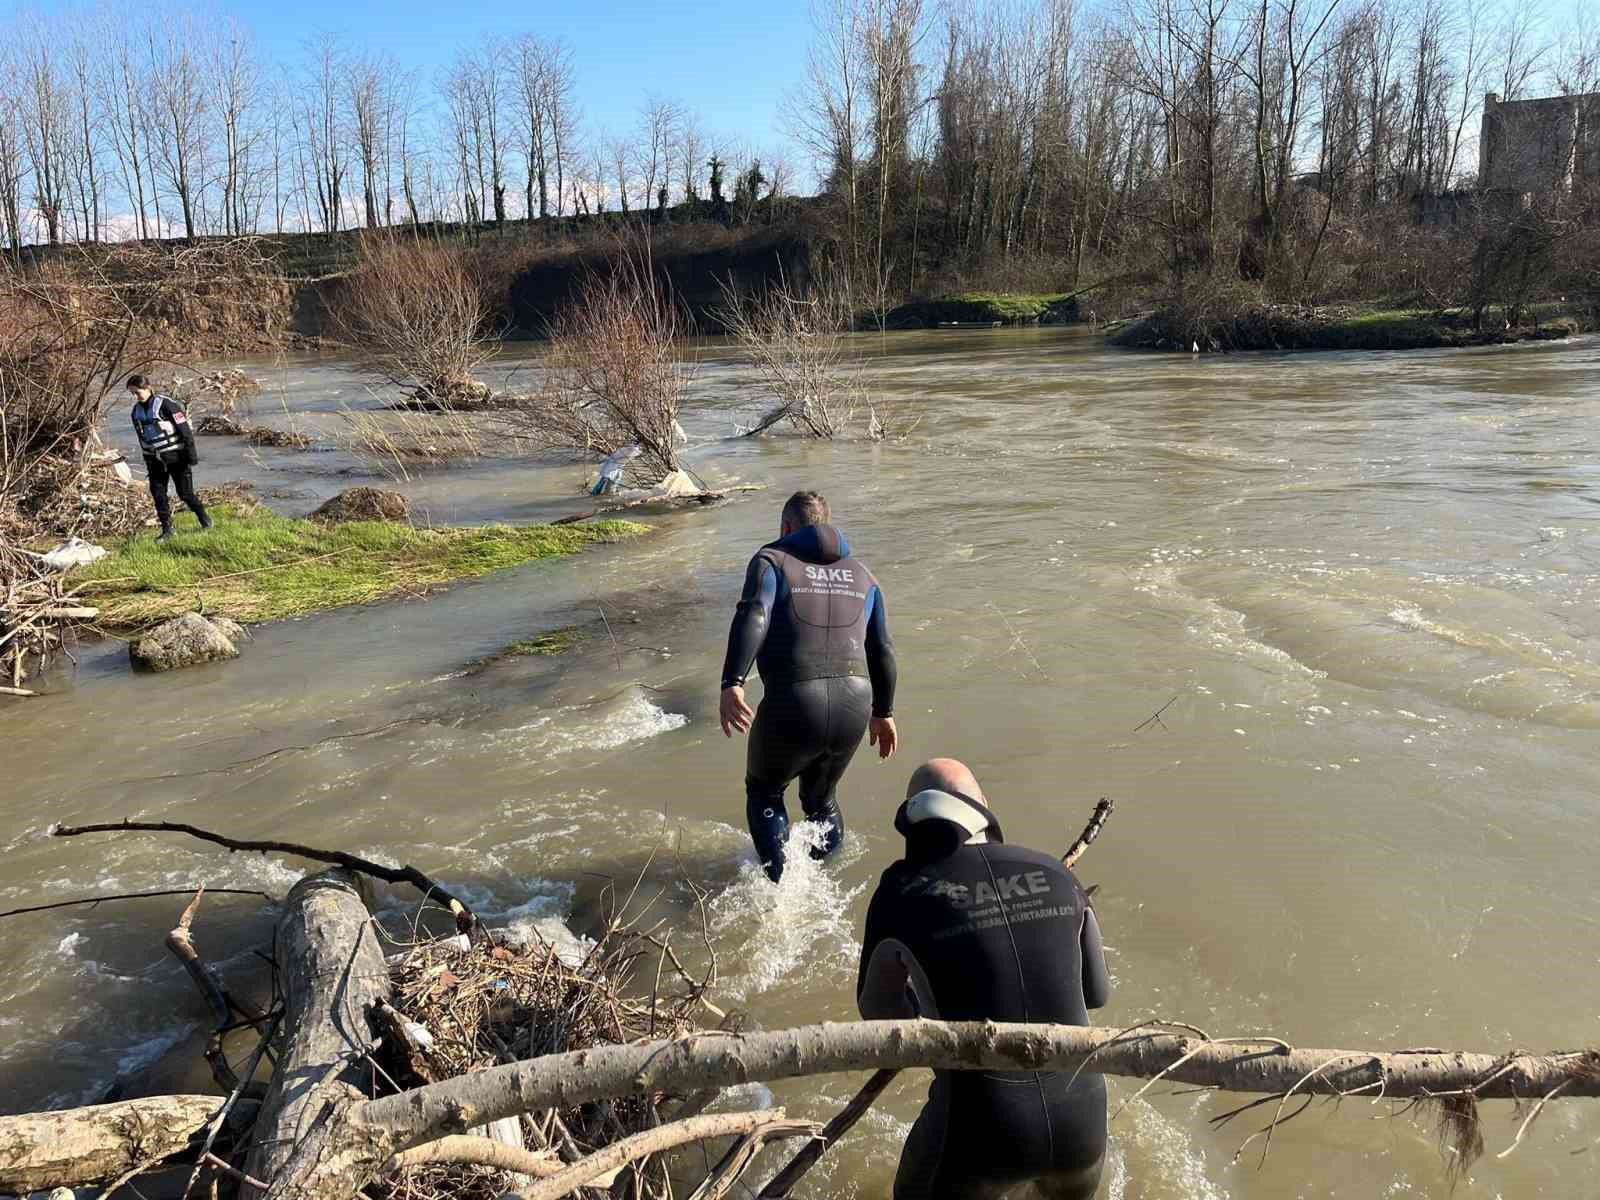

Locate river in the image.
[5,328,1600,1197]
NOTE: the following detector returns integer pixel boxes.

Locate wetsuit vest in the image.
[132,396,185,458]
[859,839,1105,1031]
[753,526,880,687]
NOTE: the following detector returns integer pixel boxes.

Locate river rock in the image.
[129,613,246,672]
[310,487,410,523]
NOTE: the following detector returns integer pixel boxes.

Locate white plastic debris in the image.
[592,444,643,495]
[671,419,688,447]
[41,537,108,571]
[656,470,701,498]
[402,1017,435,1050]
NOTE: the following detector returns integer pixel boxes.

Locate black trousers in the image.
[894,1072,1107,1200]
[744,675,872,882]
[146,454,207,528]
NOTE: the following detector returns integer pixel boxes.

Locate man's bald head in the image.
[906,758,988,805]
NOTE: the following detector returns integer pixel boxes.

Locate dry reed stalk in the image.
[337,405,485,481]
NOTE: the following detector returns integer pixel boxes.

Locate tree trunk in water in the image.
[0,1096,226,1193]
[243,869,391,1200]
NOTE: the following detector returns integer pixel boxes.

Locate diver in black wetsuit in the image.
[720,491,898,882]
[858,758,1111,1200]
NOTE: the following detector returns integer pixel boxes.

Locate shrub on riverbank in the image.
[1108,302,1595,353]
[73,508,645,628]
[884,292,1079,328]
[331,234,499,405]
[512,247,692,486]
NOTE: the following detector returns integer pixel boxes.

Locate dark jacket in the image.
[720,523,897,716]
[131,394,198,466]
[857,838,1109,1028]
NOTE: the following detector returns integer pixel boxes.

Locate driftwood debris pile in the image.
[0,540,99,695]
[6,812,1600,1200]
[379,907,720,1200]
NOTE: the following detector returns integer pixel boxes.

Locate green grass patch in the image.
[1110,302,1595,353]
[504,629,581,657]
[1319,309,1447,349]
[885,292,1079,328]
[75,508,645,629]
[464,627,583,674]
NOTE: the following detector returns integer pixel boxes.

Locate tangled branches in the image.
[331,234,498,407]
[512,248,693,487]
[380,898,722,1200]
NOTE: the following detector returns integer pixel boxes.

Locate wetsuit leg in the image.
[170,463,209,525]
[898,1073,1106,1200]
[894,1078,1019,1200]
[145,456,173,530]
[744,684,824,882]
[1030,1167,1103,1200]
[795,675,871,861]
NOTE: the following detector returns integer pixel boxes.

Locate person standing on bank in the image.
[858,758,1110,1200]
[720,491,898,882]
[127,374,211,542]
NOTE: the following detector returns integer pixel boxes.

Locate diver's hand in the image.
[869,716,898,760]
[720,685,754,737]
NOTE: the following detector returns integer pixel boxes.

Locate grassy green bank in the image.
[884,292,1081,328]
[75,509,645,629]
[1107,303,1595,353]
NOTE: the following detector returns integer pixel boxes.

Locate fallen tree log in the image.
[0,1095,224,1193]
[242,868,391,1200]
[360,1021,1600,1137]
[250,1018,1600,1200]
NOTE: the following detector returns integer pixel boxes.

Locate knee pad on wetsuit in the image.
[745,788,790,883]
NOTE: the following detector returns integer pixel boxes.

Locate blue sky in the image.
[237,0,813,157]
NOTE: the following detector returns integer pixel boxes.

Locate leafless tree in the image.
[604,129,633,213]
[518,246,693,485]
[790,0,869,285]
[449,37,511,223]
[513,35,576,220]
[301,34,348,232]
[144,14,212,240]
[210,18,261,236]
[1491,7,1548,101]
[62,26,104,242]
[349,54,393,229]
[635,95,681,217]
[17,22,70,246]
[0,50,27,254]
[97,18,153,240]
[675,109,706,201]
[332,234,497,403]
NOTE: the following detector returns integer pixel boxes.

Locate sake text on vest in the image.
[804,565,856,583]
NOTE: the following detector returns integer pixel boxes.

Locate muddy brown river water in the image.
[5,328,1600,1197]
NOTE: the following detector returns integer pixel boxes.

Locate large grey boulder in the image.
[310,487,410,523]
[129,613,247,672]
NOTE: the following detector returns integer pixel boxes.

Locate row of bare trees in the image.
[789,0,1600,305]
[0,5,794,253]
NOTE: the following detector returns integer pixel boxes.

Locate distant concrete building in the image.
[1479,92,1600,196]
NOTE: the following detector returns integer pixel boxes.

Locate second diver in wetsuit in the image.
[719,491,898,882]
[858,758,1111,1200]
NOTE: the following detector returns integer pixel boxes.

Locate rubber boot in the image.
[155,521,175,543]
[198,508,214,530]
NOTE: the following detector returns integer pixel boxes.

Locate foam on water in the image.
[487,688,688,759]
[707,821,868,1002]
[1111,1098,1230,1200]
